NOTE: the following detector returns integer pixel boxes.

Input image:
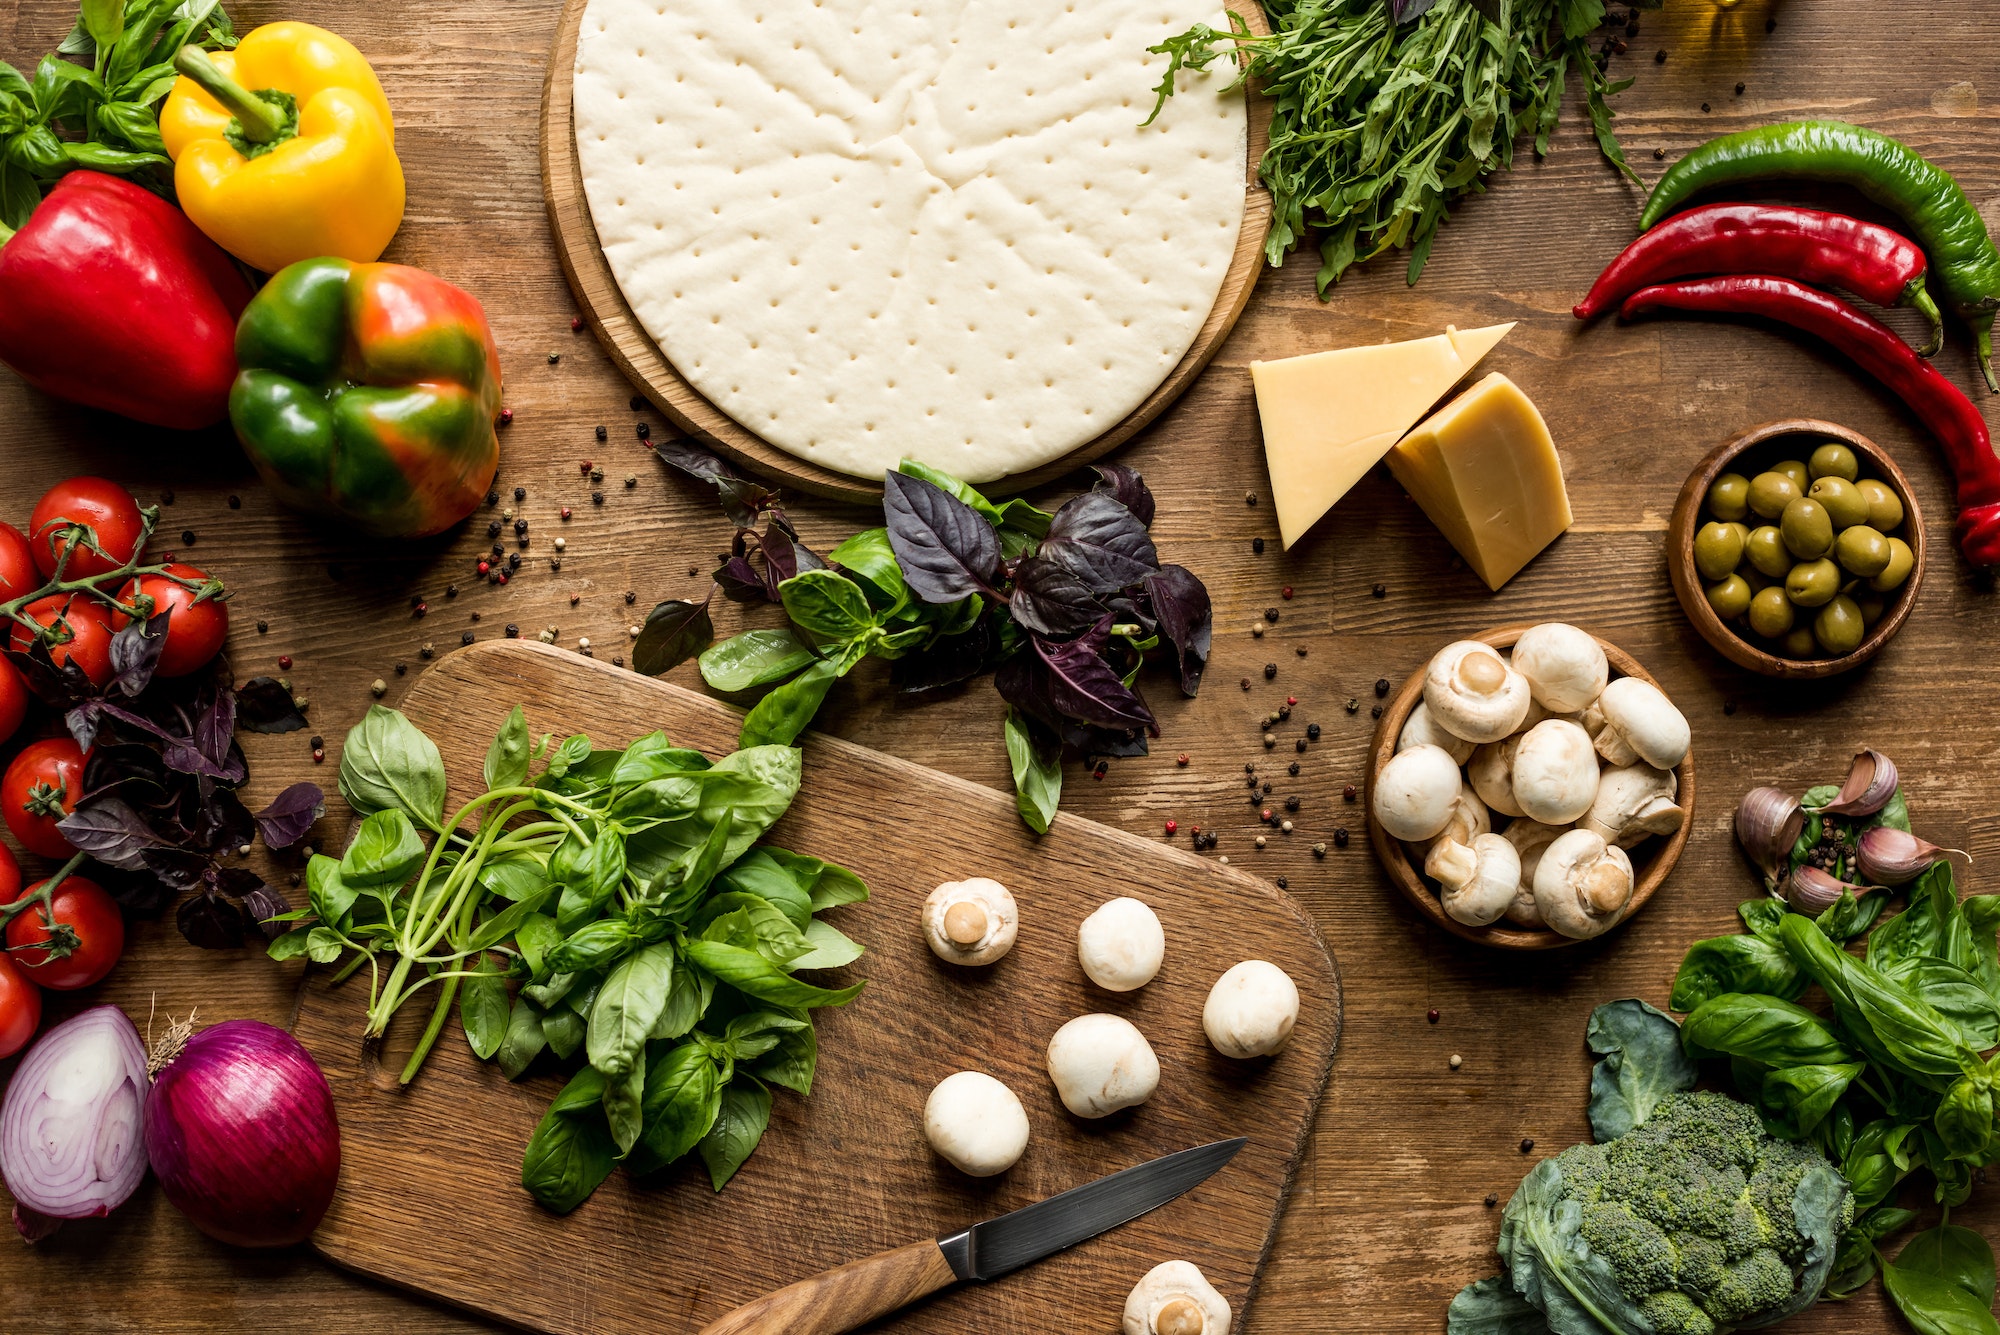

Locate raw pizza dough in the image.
[573,0,1247,482]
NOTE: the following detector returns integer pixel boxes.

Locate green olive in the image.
[1693,521,1745,580]
[1868,536,1915,592]
[1814,595,1866,656]
[1743,565,1775,593]
[1742,525,1789,578]
[1786,558,1841,607]
[1773,459,1812,490]
[1857,594,1886,627]
[1707,472,1751,522]
[1747,471,1803,520]
[1780,626,1820,659]
[1705,573,1753,619]
[1834,524,1891,577]
[1747,585,1796,637]
[1808,442,1860,481]
[1780,497,1835,560]
[1857,478,1904,531]
[1808,476,1869,529]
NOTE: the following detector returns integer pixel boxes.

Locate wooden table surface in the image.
[3,0,1998,1331]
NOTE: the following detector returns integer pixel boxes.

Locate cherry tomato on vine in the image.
[0,841,19,903]
[0,953,40,1059]
[0,660,27,748]
[2,737,87,858]
[28,478,143,580]
[5,876,122,990]
[11,595,116,686]
[0,523,37,601]
[116,563,227,678]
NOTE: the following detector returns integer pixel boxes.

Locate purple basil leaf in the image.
[714,555,770,604]
[882,470,1000,604]
[1101,594,1156,636]
[108,610,170,698]
[717,476,776,529]
[255,782,326,850]
[81,742,167,802]
[235,677,309,733]
[1392,0,1443,20]
[632,595,716,676]
[208,865,266,900]
[654,440,738,484]
[142,845,214,891]
[195,685,235,770]
[242,885,293,941]
[192,786,256,854]
[1090,464,1156,527]
[1039,492,1159,592]
[1061,719,1150,760]
[890,617,997,695]
[1008,556,1105,638]
[176,891,249,950]
[1030,619,1156,731]
[1143,564,1213,697]
[67,697,243,782]
[56,797,174,871]
[6,641,92,710]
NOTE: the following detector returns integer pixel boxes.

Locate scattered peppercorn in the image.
[1765,16,1775,30]
[1164,820,1178,836]
[462,631,475,645]
[226,494,241,510]
[505,623,519,638]
[487,489,500,505]
[160,490,175,505]
[1654,48,1665,62]
[636,422,651,439]
[1295,738,1307,753]
[1427,1008,1439,1023]
[1723,701,1737,716]
[498,407,514,426]
[1284,796,1300,813]
[1372,582,1387,598]
[420,642,435,658]
[1333,827,1349,848]
[1265,607,1280,622]
[548,352,560,364]
[508,552,522,570]
[1370,704,1383,719]
[1251,623,1265,638]
[630,395,645,410]
[1251,537,1264,554]
[1244,492,1257,506]
[1240,678,1251,691]
[1700,102,1710,113]
[1295,646,1307,658]
[1343,784,1357,802]
[1287,761,1299,777]
[1245,763,1256,774]
[256,620,268,634]
[1254,835,1267,849]
[626,475,638,488]
[1176,753,1189,766]
[412,602,428,618]
[1450,1054,1463,1070]
[1520,1138,1535,1154]
[180,529,196,546]
[394,663,406,676]
[278,654,293,669]
[1263,733,1276,749]
[1263,662,1277,679]
[1312,841,1326,858]
[488,521,502,538]
[1306,722,1321,740]
[370,678,387,697]
[1653,147,1666,160]
[470,612,482,622]
[1281,586,1293,600]
[595,424,608,441]
[1735,81,1746,94]
[1275,876,1287,890]
[1344,698,1359,714]
[312,749,325,764]
[1485,1194,1499,1209]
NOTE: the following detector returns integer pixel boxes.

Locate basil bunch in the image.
[637,450,1211,832]
[272,704,867,1210]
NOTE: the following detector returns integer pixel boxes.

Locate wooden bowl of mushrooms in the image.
[1366,624,1696,950]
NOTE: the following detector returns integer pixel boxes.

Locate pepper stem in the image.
[1904,280,1945,359]
[1979,321,1998,395]
[0,220,14,246]
[172,45,287,145]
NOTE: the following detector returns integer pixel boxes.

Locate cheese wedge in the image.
[1251,322,1514,548]
[1384,372,1572,591]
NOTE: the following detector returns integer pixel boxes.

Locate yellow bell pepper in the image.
[160,22,404,274]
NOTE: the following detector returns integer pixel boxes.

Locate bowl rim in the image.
[1666,418,1926,679]
[1367,625,1694,951]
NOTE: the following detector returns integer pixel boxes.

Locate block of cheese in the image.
[1384,372,1571,591]
[1251,323,1515,548]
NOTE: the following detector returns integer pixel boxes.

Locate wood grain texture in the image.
[295,639,1340,1334]
[1665,419,1927,677]
[694,1240,958,1335]
[540,0,1276,503]
[3,1,2000,1333]
[1367,626,1694,951]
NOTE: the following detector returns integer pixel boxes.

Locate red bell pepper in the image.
[0,172,252,431]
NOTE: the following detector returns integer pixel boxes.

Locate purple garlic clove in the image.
[1786,865,1877,915]
[1824,749,1900,818]
[1737,786,1806,885]
[1856,826,1964,887]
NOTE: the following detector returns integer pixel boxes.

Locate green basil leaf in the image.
[779,569,877,642]
[341,808,427,887]
[587,942,675,1078]
[683,940,864,1009]
[94,98,165,154]
[542,1005,585,1059]
[548,919,638,974]
[700,628,818,693]
[520,1070,616,1214]
[340,705,447,831]
[459,965,510,1061]
[306,854,358,926]
[1899,1224,1999,1306]
[7,125,67,173]
[723,1008,808,1060]
[521,970,577,1009]
[630,1041,721,1173]
[738,657,839,749]
[267,926,313,961]
[1882,1256,2000,1335]
[496,996,547,1079]
[476,852,547,903]
[1681,992,1853,1067]
[514,912,560,980]
[1004,707,1061,834]
[1738,897,1789,943]
[603,1054,647,1156]
[542,733,593,780]
[751,1019,818,1096]
[826,528,907,611]
[651,955,712,1040]
[1818,888,1887,942]
[1758,1063,1862,1140]
[483,703,531,791]
[1670,934,1804,1013]
[0,61,32,106]
[711,852,813,926]
[466,888,558,953]
[1872,863,1959,973]
[1935,1077,1996,1162]
[701,898,810,966]
[1884,957,2000,1051]
[1843,1119,1910,1212]
[698,1079,772,1191]
[304,925,345,964]
[788,918,864,972]
[0,162,38,232]
[610,732,709,787]
[1585,998,1696,1141]
[1782,914,1967,1080]
[895,459,1005,524]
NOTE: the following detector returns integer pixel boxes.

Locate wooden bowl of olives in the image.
[1667,419,1925,678]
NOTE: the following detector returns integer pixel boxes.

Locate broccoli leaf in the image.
[1586,999,1695,1142]
[1446,1275,1551,1335]
[1497,1158,1651,1335]
[1759,1163,1864,1327]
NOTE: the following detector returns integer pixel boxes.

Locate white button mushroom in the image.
[1202,960,1300,1058]
[1078,897,1166,992]
[1510,623,1609,712]
[1591,677,1690,770]
[1510,719,1601,826]
[1466,736,1526,819]
[1123,1261,1232,1335]
[1534,829,1636,939]
[923,1071,1031,1177]
[1420,788,1490,892]
[1500,820,1568,926]
[1046,1014,1160,1117]
[1423,641,1531,744]
[1435,832,1522,927]
[1371,744,1464,842]
[1580,763,1685,849]
[923,878,1019,966]
[1396,701,1475,765]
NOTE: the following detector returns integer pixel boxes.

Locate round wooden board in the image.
[539,0,1275,504]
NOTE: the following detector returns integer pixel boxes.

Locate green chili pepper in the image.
[1642,121,2000,390]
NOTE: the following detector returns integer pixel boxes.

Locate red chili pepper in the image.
[1578,205,1945,354]
[0,172,250,429]
[1620,275,2000,565]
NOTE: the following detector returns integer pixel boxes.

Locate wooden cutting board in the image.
[295,640,1340,1335]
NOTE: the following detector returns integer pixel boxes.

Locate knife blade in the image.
[696,1137,1248,1335]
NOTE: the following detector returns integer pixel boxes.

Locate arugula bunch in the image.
[637,449,1211,832]
[1146,0,1655,290]
[0,0,239,230]
[274,704,867,1209]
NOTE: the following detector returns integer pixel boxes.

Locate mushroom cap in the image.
[1396,702,1475,766]
[1047,1014,1160,1117]
[1371,744,1464,842]
[1534,829,1635,939]
[1466,736,1526,819]
[1593,677,1690,771]
[1123,1260,1233,1335]
[924,1071,1031,1177]
[1510,623,1609,713]
[1500,820,1568,926]
[1580,763,1684,849]
[1202,960,1300,1059]
[923,877,1019,966]
[1439,832,1522,927]
[1078,897,1167,992]
[1424,641,1532,744]
[1511,720,1601,825]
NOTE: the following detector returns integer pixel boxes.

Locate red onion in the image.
[0,1005,148,1238]
[143,1019,340,1248]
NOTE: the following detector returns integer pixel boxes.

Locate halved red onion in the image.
[0,1005,148,1236]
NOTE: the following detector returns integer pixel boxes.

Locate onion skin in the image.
[0,1004,148,1228]
[143,1019,340,1249]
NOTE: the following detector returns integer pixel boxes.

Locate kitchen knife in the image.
[696,1136,1248,1335]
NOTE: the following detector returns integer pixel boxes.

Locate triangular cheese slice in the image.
[1250,323,1515,548]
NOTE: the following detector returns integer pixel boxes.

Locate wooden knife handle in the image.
[695,1238,959,1335]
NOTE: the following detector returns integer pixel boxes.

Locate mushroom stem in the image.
[1156,1299,1205,1335]
[943,901,988,945]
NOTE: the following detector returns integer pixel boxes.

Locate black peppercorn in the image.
[1244,492,1257,506]
[488,521,502,537]
[181,529,196,546]
[595,424,608,441]
[1306,722,1321,740]
[1261,780,1273,794]
[445,584,459,598]
[1287,761,1300,776]
[505,623,519,638]
[636,422,651,439]
[160,490,175,504]
[1244,763,1256,774]
[1372,582,1387,598]
[593,491,605,504]
[1700,101,1710,113]
[395,663,407,675]
[508,552,522,570]
[1251,537,1265,554]
[227,494,241,509]
[1295,737,1307,753]
[1520,1138,1535,1153]
[1263,662,1277,679]
[1370,704,1383,719]
[1485,1194,1499,1209]
[1265,607,1280,622]
[486,489,500,505]
[1284,796,1300,813]
[1764,16,1774,30]
[256,620,269,634]
[1653,147,1666,159]
[461,631,475,645]
[513,486,527,501]
[1723,701,1737,715]
[1654,48,1666,62]
[629,395,645,410]
[1345,698,1359,714]
[1333,827,1349,848]
[1240,678,1251,691]
[1374,678,1390,696]
[1735,81,1746,94]
[310,734,325,749]
[514,518,528,535]
[1275,876,1288,890]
